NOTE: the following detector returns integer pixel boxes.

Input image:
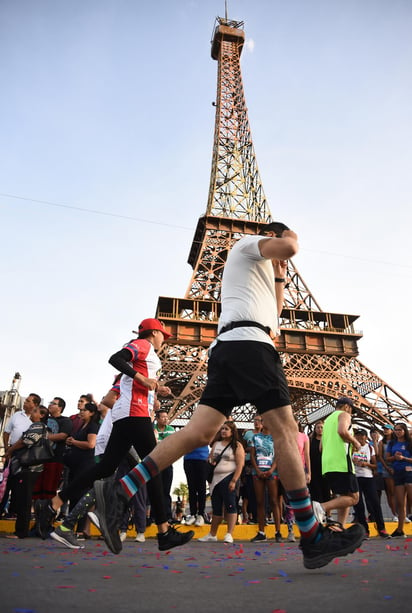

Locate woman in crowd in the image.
[63,401,100,537]
[377,424,397,520]
[309,420,330,506]
[199,421,244,543]
[183,444,210,527]
[385,423,412,537]
[249,417,283,543]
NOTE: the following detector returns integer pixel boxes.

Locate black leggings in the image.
[58,417,167,525]
[183,459,207,516]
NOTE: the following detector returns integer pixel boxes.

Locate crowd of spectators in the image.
[1,394,412,543]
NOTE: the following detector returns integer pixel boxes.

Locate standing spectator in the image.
[242,414,263,523]
[4,405,49,538]
[369,428,385,514]
[314,397,361,527]
[309,420,330,505]
[249,418,282,542]
[385,423,412,537]
[0,393,41,516]
[297,420,311,484]
[183,445,209,526]
[32,397,72,509]
[199,421,244,543]
[3,393,38,449]
[352,429,390,538]
[377,424,397,520]
[63,402,100,537]
[70,395,89,435]
[154,409,175,522]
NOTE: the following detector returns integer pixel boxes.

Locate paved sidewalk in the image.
[0,533,411,613]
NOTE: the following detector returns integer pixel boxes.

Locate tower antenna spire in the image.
[225,0,228,21]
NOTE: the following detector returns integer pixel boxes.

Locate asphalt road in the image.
[0,534,411,613]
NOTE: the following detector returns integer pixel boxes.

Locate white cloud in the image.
[244,38,255,52]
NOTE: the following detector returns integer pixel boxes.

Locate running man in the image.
[94,222,365,568]
[36,319,194,553]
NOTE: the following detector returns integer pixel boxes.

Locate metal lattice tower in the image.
[155,16,411,429]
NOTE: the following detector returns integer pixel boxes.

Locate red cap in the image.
[135,318,171,339]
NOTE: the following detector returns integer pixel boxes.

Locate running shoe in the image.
[378,530,391,539]
[300,524,365,570]
[194,514,205,527]
[223,533,233,543]
[34,499,57,540]
[391,528,406,538]
[312,500,326,524]
[198,533,218,542]
[120,531,127,542]
[287,530,296,542]
[184,514,196,525]
[94,478,129,555]
[87,511,101,531]
[50,526,84,550]
[135,533,146,543]
[250,531,266,542]
[157,526,194,551]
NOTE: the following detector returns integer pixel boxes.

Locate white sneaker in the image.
[135,533,145,543]
[194,514,205,526]
[120,531,127,542]
[392,515,398,522]
[312,500,326,524]
[185,514,196,525]
[223,533,233,543]
[405,516,411,524]
[287,530,296,542]
[198,533,218,542]
[87,511,100,531]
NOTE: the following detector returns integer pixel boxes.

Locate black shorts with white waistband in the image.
[324,472,359,496]
[199,340,291,417]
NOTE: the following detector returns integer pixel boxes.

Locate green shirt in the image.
[321,410,354,475]
[155,423,175,441]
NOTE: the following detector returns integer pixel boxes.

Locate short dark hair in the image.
[28,393,41,406]
[39,406,49,423]
[80,393,94,403]
[54,397,66,412]
[258,221,290,237]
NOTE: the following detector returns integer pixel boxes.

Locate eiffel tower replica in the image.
[155,15,411,430]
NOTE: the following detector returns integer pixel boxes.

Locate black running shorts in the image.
[325,471,359,495]
[199,340,291,417]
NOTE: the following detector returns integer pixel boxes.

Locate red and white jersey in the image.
[111,338,161,422]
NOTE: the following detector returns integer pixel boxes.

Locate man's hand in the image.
[158,385,172,397]
[272,259,288,277]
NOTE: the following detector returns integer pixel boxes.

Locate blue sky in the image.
[1,0,411,416]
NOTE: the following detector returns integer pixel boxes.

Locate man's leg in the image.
[261,404,365,569]
[262,406,319,539]
[119,405,224,498]
[94,405,225,549]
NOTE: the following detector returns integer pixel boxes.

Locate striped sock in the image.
[286,487,320,542]
[120,455,159,498]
